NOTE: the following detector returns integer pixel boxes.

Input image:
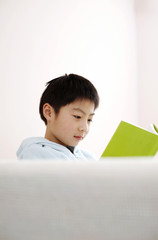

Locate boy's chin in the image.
[62,142,78,147]
[69,143,78,147]
[68,142,79,147]
[63,138,81,147]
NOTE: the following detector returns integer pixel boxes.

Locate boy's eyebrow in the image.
[72,108,95,116]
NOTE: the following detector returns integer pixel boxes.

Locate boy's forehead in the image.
[68,99,95,112]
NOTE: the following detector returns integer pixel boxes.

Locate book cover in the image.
[102,121,158,157]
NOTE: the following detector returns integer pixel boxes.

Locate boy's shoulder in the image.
[16,137,61,159]
[16,137,97,161]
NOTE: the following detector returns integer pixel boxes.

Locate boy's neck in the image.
[66,146,75,154]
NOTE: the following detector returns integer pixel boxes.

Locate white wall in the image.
[0,0,138,159]
[135,0,158,128]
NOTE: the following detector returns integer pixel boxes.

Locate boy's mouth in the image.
[74,136,84,141]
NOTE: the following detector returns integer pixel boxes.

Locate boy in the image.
[17,74,99,160]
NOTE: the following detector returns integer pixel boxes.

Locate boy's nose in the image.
[79,122,89,133]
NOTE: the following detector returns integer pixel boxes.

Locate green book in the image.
[102,121,158,157]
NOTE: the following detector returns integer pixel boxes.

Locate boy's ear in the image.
[43,103,54,122]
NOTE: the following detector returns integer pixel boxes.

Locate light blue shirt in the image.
[16,137,97,161]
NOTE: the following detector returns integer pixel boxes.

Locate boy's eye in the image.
[73,115,81,119]
[88,119,93,123]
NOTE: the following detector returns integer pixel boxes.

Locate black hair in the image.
[39,73,99,125]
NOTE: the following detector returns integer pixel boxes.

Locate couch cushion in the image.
[0,159,158,240]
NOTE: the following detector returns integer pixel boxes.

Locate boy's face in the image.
[45,99,95,147]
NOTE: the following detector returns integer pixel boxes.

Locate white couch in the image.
[0,158,158,240]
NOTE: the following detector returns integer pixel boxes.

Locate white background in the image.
[0,0,158,159]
